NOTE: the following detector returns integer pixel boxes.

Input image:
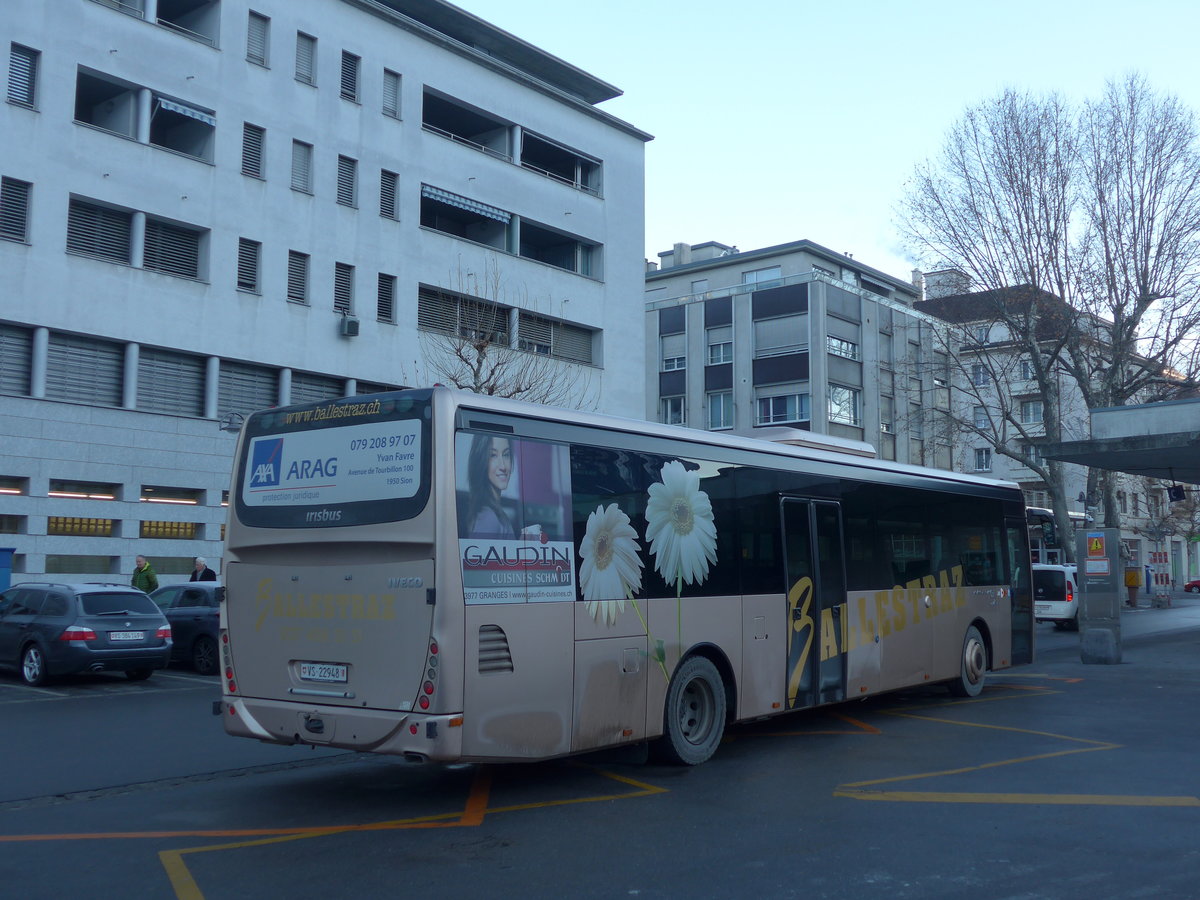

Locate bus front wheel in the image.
[655,655,726,766]
[949,625,987,698]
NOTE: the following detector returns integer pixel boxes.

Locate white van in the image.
[1033,564,1081,630]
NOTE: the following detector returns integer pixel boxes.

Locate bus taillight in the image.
[221,628,237,693]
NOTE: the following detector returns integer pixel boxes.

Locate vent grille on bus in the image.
[478,624,514,674]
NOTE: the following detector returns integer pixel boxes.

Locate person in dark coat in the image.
[190,557,217,581]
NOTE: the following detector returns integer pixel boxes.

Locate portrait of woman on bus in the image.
[465,434,520,539]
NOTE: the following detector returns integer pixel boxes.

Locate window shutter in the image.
[334,262,354,313]
[336,155,357,206]
[417,287,457,332]
[246,12,269,66]
[137,348,205,416]
[291,371,342,405]
[553,322,593,364]
[7,44,37,107]
[237,238,260,292]
[518,313,552,354]
[377,273,396,323]
[143,219,201,278]
[295,33,315,84]
[382,69,400,117]
[0,324,32,395]
[46,333,122,406]
[241,124,265,178]
[0,177,31,242]
[291,141,312,192]
[340,51,360,101]
[66,200,131,263]
[287,251,309,303]
[218,360,278,416]
[380,170,398,219]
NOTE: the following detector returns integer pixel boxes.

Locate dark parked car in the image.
[149,582,222,675]
[0,582,172,686]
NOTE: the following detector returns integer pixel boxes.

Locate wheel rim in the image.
[23,647,43,683]
[676,675,717,746]
[963,634,986,686]
[194,639,216,674]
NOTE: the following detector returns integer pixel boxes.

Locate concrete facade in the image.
[0,0,648,580]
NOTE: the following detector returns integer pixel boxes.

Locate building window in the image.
[973,405,988,429]
[1132,493,1140,516]
[241,123,265,178]
[707,392,733,430]
[827,336,860,360]
[880,395,895,434]
[143,218,203,279]
[138,347,205,416]
[0,176,31,243]
[756,393,809,425]
[661,332,686,372]
[742,265,782,286]
[48,479,118,500]
[1021,442,1044,466]
[246,11,269,66]
[753,314,807,358]
[295,32,316,85]
[828,384,862,426]
[973,448,992,472]
[7,43,38,108]
[660,396,685,426]
[48,517,114,537]
[380,169,398,219]
[382,68,400,118]
[334,262,354,314]
[377,273,396,323]
[972,324,989,343]
[707,326,732,365]
[140,521,199,540]
[1019,357,1035,380]
[418,286,510,344]
[237,238,261,293]
[66,198,132,264]
[336,155,357,207]
[1019,399,1044,425]
[517,311,594,364]
[1118,491,1127,514]
[340,51,360,102]
[291,140,313,193]
[287,250,309,304]
[970,363,990,387]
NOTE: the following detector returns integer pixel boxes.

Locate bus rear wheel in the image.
[655,655,726,766]
[948,625,987,698]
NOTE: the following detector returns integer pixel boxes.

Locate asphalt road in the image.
[3,598,1200,900]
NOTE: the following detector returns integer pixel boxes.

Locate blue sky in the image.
[456,0,1200,282]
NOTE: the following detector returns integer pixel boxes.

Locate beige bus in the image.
[219,388,1033,765]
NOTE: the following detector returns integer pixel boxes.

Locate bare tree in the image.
[900,77,1200,557]
[412,256,598,408]
[900,90,1084,554]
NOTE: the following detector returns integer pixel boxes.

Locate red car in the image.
[1186,579,1200,594]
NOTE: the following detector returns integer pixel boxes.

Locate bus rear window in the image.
[234,391,432,528]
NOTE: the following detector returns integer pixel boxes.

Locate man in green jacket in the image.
[131,555,158,593]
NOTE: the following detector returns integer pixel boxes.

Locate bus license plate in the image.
[300,662,348,683]
[109,631,144,642]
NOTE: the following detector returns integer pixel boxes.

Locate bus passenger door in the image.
[781,499,848,710]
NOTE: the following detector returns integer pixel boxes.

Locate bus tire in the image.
[655,655,726,766]
[948,625,986,698]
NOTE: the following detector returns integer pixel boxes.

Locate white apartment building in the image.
[0,0,649,581]
[645,240,952,468]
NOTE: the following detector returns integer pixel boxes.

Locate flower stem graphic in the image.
[629,595,670,682]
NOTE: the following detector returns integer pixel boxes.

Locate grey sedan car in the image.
[0,582,172,685]
[149,582,222,676]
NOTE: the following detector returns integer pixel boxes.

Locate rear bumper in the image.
[47,643,172,676]
[220,695,464,762]
[1034,602,1077,622]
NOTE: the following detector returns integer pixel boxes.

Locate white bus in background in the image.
[219,388,1033,766]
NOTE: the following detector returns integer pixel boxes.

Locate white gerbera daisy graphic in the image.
[578,503,644,625]
[644,460,717,595]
